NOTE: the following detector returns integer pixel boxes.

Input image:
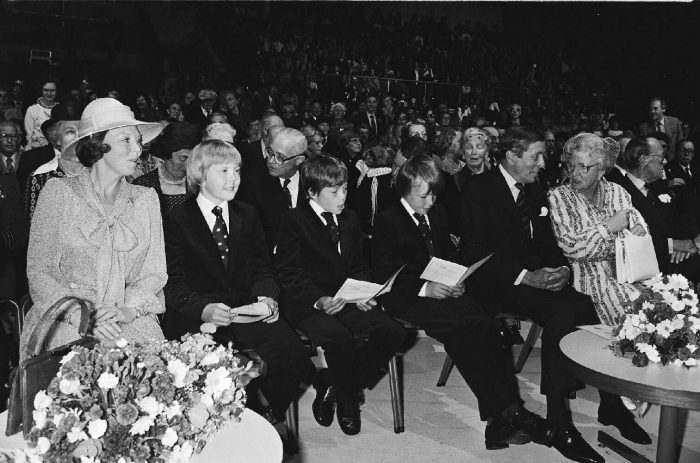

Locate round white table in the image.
[0,408,282,463]
[561,330,700,463]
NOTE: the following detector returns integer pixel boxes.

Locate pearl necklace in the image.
[158,166,186,185]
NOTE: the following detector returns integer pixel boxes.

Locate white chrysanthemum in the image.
[671,299,686,312]
[688,317,700,333]
[33,390,52,410]
[161,427,178,447]
[204,367,232,399]
[165,401,182,419]
[129,415,154,436]
[59,377,81,395]
[60,351,77,365]
[32,410,47,430]
[684,358,698,366]
[636,343,662,363]
[67,427,88,443]
[52,413,65,427]
[88,419,107,439]
[137,396,162,417]
[36,437,51,454]
[201,393,214,407]
[668,274,689,291]
[115,338,129,348]
[168,441,195,463]
[79,456,95,463]
[97,372,119,390]
[200,351,220,366]
[167,359,189,388]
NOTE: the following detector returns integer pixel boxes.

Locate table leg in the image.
[656,406,680,463]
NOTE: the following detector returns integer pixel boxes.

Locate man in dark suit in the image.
[237,113,284,201]
[639,97,684,162]
[0,121,21,178]
[611,137,700,283]
[183,89,217,129]
[275,155,406,436]
[373,155,554,450]
[460,128,649,463]
[352,95,384,144]
[240,127,305,256]
[163,139,313,433]
[666,140,699,194]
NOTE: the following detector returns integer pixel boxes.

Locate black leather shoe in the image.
[484,417,532,450]
[599,410,652,445]
[312,384,336,427]
[336,400,361,436]
[503,407,557,446]
[551,423,605,463]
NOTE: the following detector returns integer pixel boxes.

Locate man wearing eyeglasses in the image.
[244,127,307,255]
[0,121,21,177]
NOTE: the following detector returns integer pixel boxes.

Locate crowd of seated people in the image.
[3,61,700,463]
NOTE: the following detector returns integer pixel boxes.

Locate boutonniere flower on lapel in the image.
[658,194,672,204]
[539,207,548,217]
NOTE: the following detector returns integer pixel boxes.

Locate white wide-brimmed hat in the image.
[62,98,164,162]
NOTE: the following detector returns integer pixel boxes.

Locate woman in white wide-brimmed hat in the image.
[20,98,167,360]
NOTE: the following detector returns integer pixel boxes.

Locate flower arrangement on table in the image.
[17,330,258,463]
[612,274,700,368]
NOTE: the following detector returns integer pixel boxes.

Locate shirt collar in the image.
[196,193,228,216]
[499,163,519,189]
[280,170,300,185]
[309,198,336,224]
[626,172,647,191]
[400,197,431,226]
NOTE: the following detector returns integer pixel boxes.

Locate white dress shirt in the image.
[400,198,431,296]
[196,193,229,232]
[309,199,340,254]
[281,172,300,208]
[627,172,674,254]
[498,164,530,285]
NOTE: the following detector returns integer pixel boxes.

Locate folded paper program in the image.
[334,265,406,303]
[419,253,493,287]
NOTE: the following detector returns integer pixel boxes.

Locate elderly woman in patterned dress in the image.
[548,133,649,326]
[20,98,165,361]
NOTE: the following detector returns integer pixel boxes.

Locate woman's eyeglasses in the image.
[566,163,600,174]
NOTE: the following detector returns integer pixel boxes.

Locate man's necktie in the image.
[413,213,434,257]
[369,114,376,135]
[514,183,531,240]
[686,166,692,178]
[282,178,292,208]
[656,121,663,133]
[321,212,340,245]
[211,206,229,268]
[4,157,14,174]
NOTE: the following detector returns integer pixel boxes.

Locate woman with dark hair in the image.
[20,98,165,361]
[133,93,162,123]
[24,79,58,148]
[133,121,201,214]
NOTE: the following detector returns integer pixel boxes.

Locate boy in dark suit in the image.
[275,155,406,436]
[163,140,313,431]
[373,155,554,451]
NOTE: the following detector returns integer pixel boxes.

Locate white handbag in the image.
[615,230,660,283]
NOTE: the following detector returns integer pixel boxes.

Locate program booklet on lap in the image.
[334,265,407,304]
[419,253,493,287]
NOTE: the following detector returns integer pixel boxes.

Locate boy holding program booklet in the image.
[372,154,555,451]
[275,155,406,436]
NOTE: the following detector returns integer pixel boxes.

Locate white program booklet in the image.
[334,265,406,304]
[578,324,613,340]
[419,253,493,287]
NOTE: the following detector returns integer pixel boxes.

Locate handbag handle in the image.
[25,297,92,358]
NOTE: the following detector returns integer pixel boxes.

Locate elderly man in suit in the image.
[275,155,405,436]
[163,140,313,440]
[666,140,699,193]
[373,154,555,451]
[460,128,650,463]
[240,127,306,255]
[611,137,700,283]
[639,97,684,161]
[0,121,21,177]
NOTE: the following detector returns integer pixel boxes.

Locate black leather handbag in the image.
[6,297,95,437]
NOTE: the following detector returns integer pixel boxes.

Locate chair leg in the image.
[436,354,454,387]
[514,323,542,373]
[387,354,404,433]
[285,399,299,450]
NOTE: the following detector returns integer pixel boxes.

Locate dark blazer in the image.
[372,203,459,309]
[163,197,279,339]
[183,102,210,129]
[459,167,568,302]
[0,174,27,299]
[16,145,53,193]
[640,115,684,161]
[352,112,384,143]
[610,173,698,267]
[274,202,369,324]
[238,167,303,255]
[666,162,700,194]
[604,165,627,185]
[237,140,269,201]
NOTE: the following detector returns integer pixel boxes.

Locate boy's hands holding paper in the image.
[316,296,347,315]
[425,282,465,299]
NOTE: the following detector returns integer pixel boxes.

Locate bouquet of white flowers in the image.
[612,274,700,368]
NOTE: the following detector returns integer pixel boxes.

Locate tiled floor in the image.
[287,327,700,462]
